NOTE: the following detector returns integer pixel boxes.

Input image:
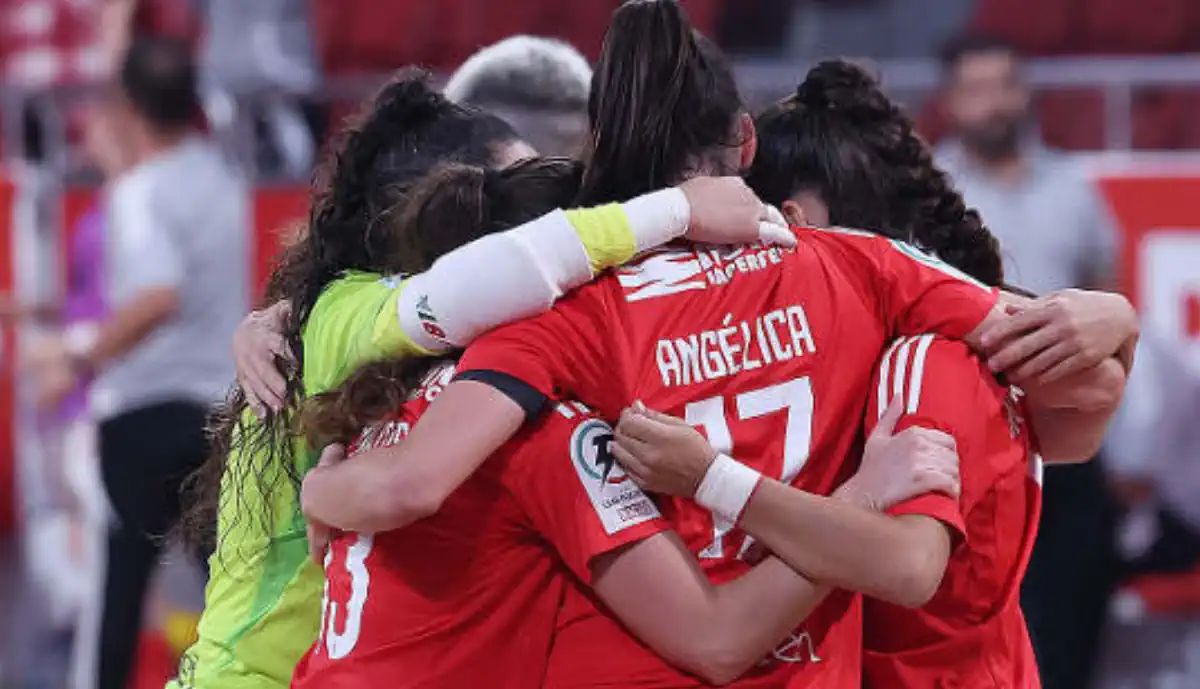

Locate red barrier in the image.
[1097,174,1200,345]
[251,187,309,299]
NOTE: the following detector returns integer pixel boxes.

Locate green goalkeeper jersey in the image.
[171,204,642,689]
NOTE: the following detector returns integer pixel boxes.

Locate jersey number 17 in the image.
[685,376,814,560]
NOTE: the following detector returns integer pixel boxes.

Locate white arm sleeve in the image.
[392,189,690,353]
[393,189,691,352]
[395,208,589,352]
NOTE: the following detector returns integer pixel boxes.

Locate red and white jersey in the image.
[460,228,1000,688]
[862,336,1043,689]
[290,364,668,689]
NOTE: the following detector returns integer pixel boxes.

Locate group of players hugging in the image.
[172,2,1139,688]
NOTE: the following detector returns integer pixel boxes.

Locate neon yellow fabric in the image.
[173,205,638,689]
[566,203,637,273]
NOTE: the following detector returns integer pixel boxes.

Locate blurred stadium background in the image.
[0,1,1198,688]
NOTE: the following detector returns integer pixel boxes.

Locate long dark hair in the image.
[300,158,583,449]
[747,59,1006,287]
[577,0,744,205]
[181,70,522,552]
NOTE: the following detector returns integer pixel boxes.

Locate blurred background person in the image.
[934,33,1121,689]
[1107,332,1200,579]
[196,0,322,178]
[29,36,249,689]
[0,90,125,689]
[444,35,592,157]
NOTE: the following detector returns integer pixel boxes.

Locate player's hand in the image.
[980,289,1138,386]
[24,334,77,410]
[835,398,961,511]
[304,443,345,565]
[233,300,294,418]
[678,176,796,248]
[612,402,717,497]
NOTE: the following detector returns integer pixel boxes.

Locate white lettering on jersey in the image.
[617,251,706,302]
[656,306,817,387]
[617,245,794,303]
[568,417,661,534]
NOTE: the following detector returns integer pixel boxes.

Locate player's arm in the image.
[301,378,527,532]
[301,282,615,534]
[974,289,1135,462]
[726,338,1018,607]
[297,193,679,394]
[837,232,1133,430]
[1021,357,1127,463]
[304,175,786,533]
[590,536,828,685]
[615,401,958,610]
[64,177,181,372]
[513,411,828,686]
[249,178,793,407]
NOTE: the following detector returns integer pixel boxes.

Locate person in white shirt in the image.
[36,37,249,689]
[934,33,1122,689]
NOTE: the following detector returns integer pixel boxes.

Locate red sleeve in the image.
[863,335,1007,539]
[505,405,670,584]
[816,230,1000,341]
[456,284,628,419]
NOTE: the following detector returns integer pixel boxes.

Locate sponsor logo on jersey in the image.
[415,294,449,342]
[617,245,793,303]
[569,418,662,534]
[353,419,411,455]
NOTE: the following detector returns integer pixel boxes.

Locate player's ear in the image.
[784,190,829,227]
[781,199,807,226]
[737,112,757,170]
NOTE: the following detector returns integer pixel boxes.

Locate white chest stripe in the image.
[876,334,936,419]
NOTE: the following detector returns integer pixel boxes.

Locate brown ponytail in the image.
[578,0,744,205]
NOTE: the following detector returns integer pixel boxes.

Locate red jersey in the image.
[459,229,1000,688]
[291,364,668,689]
[862,336,1043,689]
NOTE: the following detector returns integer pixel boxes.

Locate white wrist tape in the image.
[62,322,99,361]
[623,187,691,253]
[694,453,762,523]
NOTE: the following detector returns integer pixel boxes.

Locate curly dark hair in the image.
[746,59,1006,287]
[179,69,525,554]
[299,159,583,458]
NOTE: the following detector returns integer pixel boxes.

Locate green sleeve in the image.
[300,271,425,395]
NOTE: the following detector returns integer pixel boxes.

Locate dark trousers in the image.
[96,401,211,689]
[1022,459,1119,689]
[1119,507,1200,578]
